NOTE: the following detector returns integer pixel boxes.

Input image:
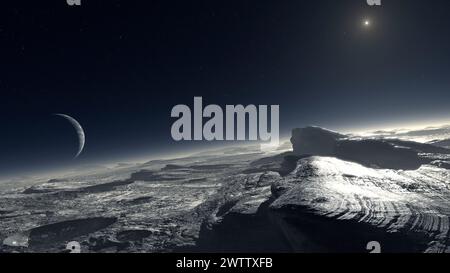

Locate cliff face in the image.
[290,126,450,170]
[195,155,450,252]
[290,127,345,157]
[194,127,450,253]
[334,139,422,170]
[270,156,449,252]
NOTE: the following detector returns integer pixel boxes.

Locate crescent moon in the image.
[54,114,85,158]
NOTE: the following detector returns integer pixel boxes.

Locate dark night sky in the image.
[1,0,450,176]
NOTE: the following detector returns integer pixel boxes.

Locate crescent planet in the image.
[54,114,85,158]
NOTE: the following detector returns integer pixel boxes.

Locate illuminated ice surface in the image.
[0,145,276,252]
[1,127,450,253]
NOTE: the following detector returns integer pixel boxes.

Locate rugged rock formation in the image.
[334,139,422,170]
[195,127,450,253]
[2,127,450,253]
[198,156,450,252]
[270,157,450,252]
[195,172,292,252]
[291,127,346,156]
[291,126,450,170]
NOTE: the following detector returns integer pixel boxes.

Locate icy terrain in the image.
[1,127,450,253]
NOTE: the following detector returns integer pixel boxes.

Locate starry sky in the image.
[1,0,450,176]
